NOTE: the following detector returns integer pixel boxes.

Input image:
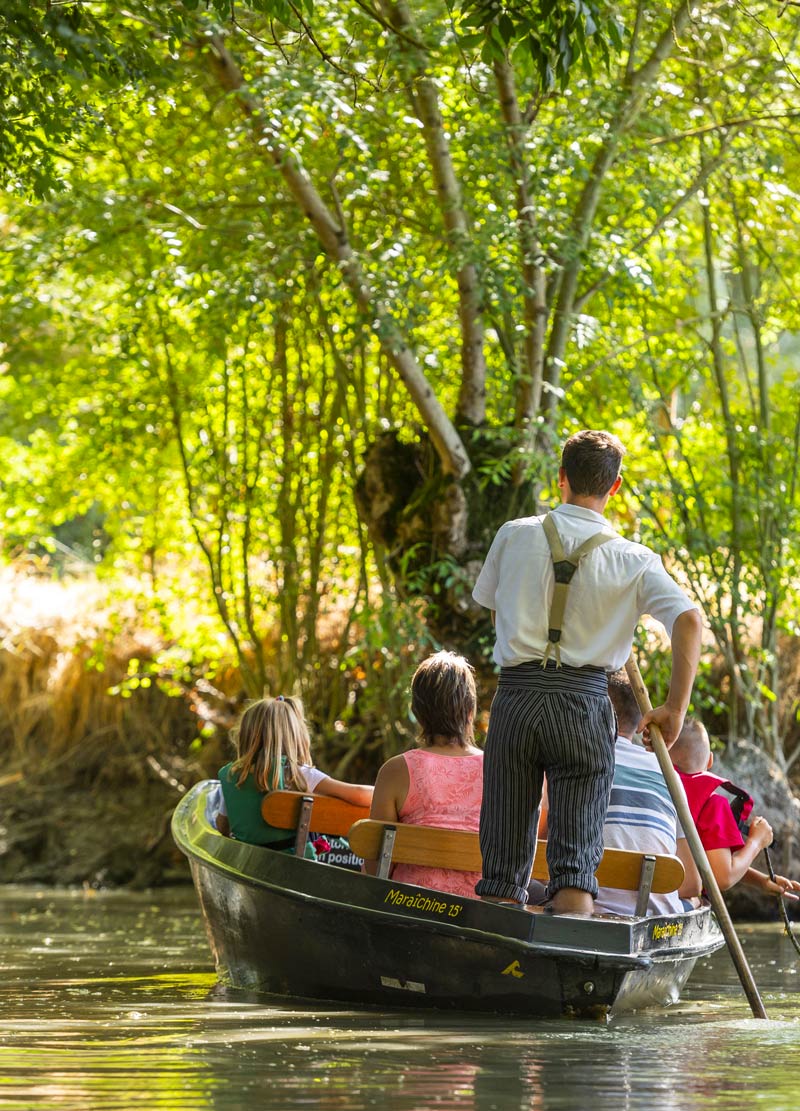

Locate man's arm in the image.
[640,608,702,747]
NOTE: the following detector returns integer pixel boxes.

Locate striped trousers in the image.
[475,662,615,904]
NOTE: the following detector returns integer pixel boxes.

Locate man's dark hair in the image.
[411,651,477,748]
[561,429,625,496]
[607,670,640,736]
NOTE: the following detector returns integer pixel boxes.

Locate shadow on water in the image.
[1,887,799,1111]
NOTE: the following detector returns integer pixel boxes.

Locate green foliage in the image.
[216,0,625,91]
[0,1,167,197]
[1,0,799,763]
[328,593,439,771]
[1,0,625,196]
[454,0,624,88]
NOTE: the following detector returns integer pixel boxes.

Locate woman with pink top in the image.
[368,651,483,898]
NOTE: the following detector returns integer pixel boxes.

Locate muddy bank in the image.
[1,778,191,888]
[0,676,217,888]
[0,571,398,888]
[0,572,221,887]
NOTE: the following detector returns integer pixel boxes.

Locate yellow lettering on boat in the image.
[651,922,684,940]
[384,889,463,918]
[501,960,524,979]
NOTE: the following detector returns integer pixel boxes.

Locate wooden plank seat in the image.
[261,790,370,859]
[348,819,685,916]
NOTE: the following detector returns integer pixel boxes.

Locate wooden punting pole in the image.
[625,653,768,1020]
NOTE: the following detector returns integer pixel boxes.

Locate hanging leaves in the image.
[451,0,625,88]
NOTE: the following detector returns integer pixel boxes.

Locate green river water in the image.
[1,886,799,1111]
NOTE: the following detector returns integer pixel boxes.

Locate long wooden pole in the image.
[625,654,768,1020]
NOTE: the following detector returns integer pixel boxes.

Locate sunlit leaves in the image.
[453,0,625,88]
[2,0,800,744]
[0,1,171,197]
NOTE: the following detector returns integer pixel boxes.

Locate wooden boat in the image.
[172,780,724,1019]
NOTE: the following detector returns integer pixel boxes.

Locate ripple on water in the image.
[1,887,799,1111]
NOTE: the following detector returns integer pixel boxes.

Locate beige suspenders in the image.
[540,512,616,667]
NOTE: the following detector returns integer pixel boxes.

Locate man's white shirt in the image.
[472,503,698,671]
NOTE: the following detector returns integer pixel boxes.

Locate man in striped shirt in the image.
[596,672,700,915]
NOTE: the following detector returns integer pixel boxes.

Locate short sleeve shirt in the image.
[472,503,698,670]
[678,771,746,853]
[694,794,745,852]
[597,737,684,917]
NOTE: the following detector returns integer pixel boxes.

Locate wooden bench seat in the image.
[260,793,684,914]
[348,819,685,915]
[261,790,370,858]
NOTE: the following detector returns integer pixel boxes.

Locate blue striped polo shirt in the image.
[596,736,683,917]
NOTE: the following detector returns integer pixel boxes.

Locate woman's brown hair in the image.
[411,651,477,749]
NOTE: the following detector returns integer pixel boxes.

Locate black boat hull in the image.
[174,782,724,1018]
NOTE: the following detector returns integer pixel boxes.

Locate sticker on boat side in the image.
[501,960,524,979]
[651,922,684,940]
[384,888,463,918]
[381,976,426,993]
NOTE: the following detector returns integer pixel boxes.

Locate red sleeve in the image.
[695,794,746,852]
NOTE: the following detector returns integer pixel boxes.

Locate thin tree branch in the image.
[542,0,694,423]
[493,54,547,443]
[376,0,486,425]
[204,32,472,477]
[648,110,800,145]
[574,130,737,311]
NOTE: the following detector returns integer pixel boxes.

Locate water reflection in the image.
[1,887,799,1111]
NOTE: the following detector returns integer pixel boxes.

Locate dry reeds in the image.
[0,568,201,788]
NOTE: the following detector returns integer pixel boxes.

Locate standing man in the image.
[472,429,702,914]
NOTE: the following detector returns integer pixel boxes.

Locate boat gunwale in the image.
[173,781,723,969]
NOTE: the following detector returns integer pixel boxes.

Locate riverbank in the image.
[0,567,219,887]
[0,566,407,889]
[2,566,799,917]
[1,777,191,887]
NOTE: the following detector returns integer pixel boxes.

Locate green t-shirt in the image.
[218,759,316,858]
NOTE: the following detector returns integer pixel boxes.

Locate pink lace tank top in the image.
[391,747,484,899]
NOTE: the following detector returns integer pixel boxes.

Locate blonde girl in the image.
[217,696,372,850]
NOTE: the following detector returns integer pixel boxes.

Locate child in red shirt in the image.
[671,719,799,900]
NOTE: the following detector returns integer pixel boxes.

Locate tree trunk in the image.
[204,34,473,481]
[377,0,487,426]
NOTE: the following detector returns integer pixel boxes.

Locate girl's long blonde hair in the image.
[230,696,313,792]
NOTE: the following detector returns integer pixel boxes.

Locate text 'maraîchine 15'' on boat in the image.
[171,780,724,1020]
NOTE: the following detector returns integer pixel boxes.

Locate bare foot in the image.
[551,888,594,916]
